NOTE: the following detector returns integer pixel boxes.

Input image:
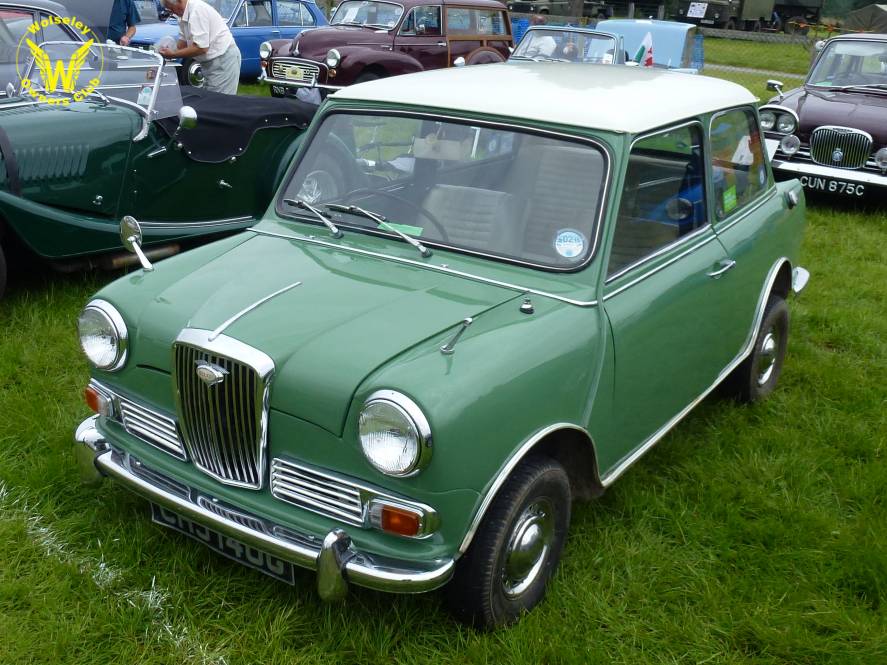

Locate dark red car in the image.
[259,0,512,96]
[762,33,887,200]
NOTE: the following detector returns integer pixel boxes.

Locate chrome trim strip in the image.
[249,227,599,307]
[138,215,253,230]
[457,423,595,554]
[599,257,792,487]
[604,224,713,285]
[710,187,776,235]
[208,281,302,341]
[77,440,454,595]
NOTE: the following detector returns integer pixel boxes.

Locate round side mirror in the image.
[120,215,143,253]
[454,56,466,67]
[178,105,198,131]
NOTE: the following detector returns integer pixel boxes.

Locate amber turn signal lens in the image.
[85,385,100,413]
[380,505,421,537]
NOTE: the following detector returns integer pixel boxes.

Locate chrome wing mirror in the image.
[176,105,198,134]
[120,216,154,272]
[766,79,784,102]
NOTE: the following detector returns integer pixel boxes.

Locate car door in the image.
[597,121,737,472]
[230,0,275,78]
[275,0,318,41]
[394,6,447,70]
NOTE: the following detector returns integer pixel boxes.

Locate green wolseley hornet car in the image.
[74,63,810,628]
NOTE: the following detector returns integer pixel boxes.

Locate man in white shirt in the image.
[159,0,241,95]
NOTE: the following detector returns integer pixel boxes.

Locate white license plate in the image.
[687,2,708,18]
[283,66,305,81]
[151,503,295,584]
[799,176,866,197]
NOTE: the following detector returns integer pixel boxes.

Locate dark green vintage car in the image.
[0,42,314,297]
[74,63,809,628]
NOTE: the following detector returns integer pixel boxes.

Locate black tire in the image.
[724,18,737,30]
[539,7,549,14]
[178,58,206,88]
[445,456,571,629]
[723,295,789,403]
[785,15,806,34]
[0,242,6,300]
[354,71,382,84]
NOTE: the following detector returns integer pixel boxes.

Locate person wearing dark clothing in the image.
[108,0,141,45]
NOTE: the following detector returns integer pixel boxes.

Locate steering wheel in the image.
[333,187,451,242]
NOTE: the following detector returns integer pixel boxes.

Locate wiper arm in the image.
[326,203,431,257]
[283,198,343,238]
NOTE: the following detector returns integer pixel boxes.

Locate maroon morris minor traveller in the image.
[258,0,512,97]
[761,33,887,200]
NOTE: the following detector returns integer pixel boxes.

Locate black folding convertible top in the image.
[158,88,318,163]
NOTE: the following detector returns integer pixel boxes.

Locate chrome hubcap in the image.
[502,498,554,598]
[188,63,205,87]
[756,328,779,386]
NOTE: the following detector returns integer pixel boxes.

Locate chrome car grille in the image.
[809,126,873,170]
[197,496,269,534]
[174,343,268,489]
[271,58,321,83]
[117,395,186,460]
[271,458,365,526]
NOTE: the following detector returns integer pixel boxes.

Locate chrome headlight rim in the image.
[759,104,799,135]
[359,390,432,477]
[776,114,797,134]
[780,134,801,156]
[325,48,341,69]
[259,40,273,60]
[78,299,128,371]
[759,110,776,131]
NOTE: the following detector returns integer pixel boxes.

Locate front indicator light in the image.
[780,134,801,156]
[369,501,424,537]
[84,385,111,417]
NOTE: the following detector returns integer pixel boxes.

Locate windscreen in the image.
[512,29,618,63]
[331,1,404,28]
[808,39,887,88]
[279,113,607,269]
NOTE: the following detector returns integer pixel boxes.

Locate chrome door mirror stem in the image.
[440,317,473,355]
[120,215,154,272]
[766,79,784,102]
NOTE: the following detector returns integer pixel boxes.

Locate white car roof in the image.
[333,62,758,134]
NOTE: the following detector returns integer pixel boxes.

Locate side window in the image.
[1,9,35,46]
[246,0,273,26]
[278,1,316,26]
[446,8,470,33]
[446,8,506,35]
[710,108,768,221]
[40,13,74,41]
[608,124,707,276]
[232,3,248,26]
[400,6,441,35]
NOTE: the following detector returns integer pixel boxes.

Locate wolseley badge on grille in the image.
[195,361,227,387]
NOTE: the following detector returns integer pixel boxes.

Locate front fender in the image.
[336,47,423,84]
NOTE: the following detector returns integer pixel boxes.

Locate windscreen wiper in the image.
[283,198,343,238]
[326,203,431,257]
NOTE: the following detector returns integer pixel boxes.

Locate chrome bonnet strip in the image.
[248,228,598,307]
[209,282,302,341]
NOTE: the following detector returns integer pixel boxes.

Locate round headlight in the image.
[875,147,887,170]
[760,110,776,131]
[259,41,272,60]
[776,114,797,134]
[325,48,341,69]
[77,300,128,371]
[359,391,431,477]
[780,134,801,156]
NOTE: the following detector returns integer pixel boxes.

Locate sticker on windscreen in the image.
[554,229,586,259]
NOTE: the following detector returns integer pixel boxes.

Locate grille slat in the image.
[270,58,320,83]
[271,458,366,525]
[174,341,268,489]
[810,126,873,170]
[117,396,186,459]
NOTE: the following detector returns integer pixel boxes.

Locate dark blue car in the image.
[130,0,327,86]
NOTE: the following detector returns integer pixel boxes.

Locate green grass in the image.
[1,69,886,663]
[704,37,814,76]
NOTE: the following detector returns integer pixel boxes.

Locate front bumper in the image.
[258,68,344,92]
[766,139,887,196]
[74,416,454,599]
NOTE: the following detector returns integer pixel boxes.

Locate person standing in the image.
[159,0,241,95]
[108,0,141,46]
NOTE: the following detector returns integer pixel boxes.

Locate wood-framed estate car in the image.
[761,33,887,200]
[259,0,512,97]
[130,0,329,87]
[0,42,316,298]
[74,63,809,628]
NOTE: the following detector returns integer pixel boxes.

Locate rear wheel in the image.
[354,71,382,84]
[445,456,571,629]
[723,295,789,403]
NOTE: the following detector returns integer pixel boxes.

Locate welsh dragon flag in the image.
[633,32,654,67]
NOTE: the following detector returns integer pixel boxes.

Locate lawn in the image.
[704,37,814,76]
[1,74,886,664]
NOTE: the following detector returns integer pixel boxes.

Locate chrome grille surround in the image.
[173,329,275,490]
[270,58,322,83]
[809,126,873,170]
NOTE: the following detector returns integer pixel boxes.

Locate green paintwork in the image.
[84,94,807,570]
[0,95,305,261]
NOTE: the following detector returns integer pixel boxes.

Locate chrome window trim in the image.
[138,215,253,230]
[172,328,275,490]
[709,105,775,224]
[276,106,613,274]
[249,226,599,307]
[360,389,433,477]
[710,186,776,235]
[81,298,129,371]
[604,119,708,283]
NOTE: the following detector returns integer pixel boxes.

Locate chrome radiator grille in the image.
[174,341,270,489]
[270,58,320,83]
[809,126,873,170]
[118,395,186,459]
[271,458,365,526]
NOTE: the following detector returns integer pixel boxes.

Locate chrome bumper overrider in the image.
[258,70,344,91]
[792,267,810,294]
[74,416,454,599]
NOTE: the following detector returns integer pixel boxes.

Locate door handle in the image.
[707,259,736,279]
[271,30,281,36]
[436,41,447,46]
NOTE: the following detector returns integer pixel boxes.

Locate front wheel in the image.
[723,295,789,403]
[445,456,571,629]
[178,58,206,88]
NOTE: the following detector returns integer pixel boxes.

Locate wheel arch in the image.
[457,423,603,555]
